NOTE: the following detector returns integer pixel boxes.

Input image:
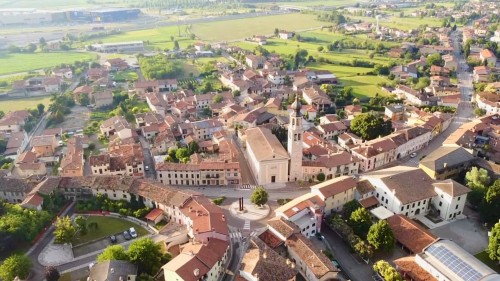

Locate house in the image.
[301,86,333,112]
[31,135,57,157]
[190,119,224,141]
[52,68,73,80]
[93,90,114,108]
[245,127,289,185]
[473,66,491,83]
[274,193,324,238]
[145,92,168,116]
[310,176,357,215]
[393,85,433,106]
[443,54,458,71]
[59,136,84,177]
[351,138,397,172]
[252,35,267,45]
[361,166,438,218]
[302,152,360,182]
[419,146,475,180]
[73,85,93,104]
[315,121,347,140]
[239,237,298,281]
[0,176,35,203]
[477,92,500,114]
[395,239,500,281]
[4,131,28,156]
[385,104,405,121]
[14,151,47,178]
[432,179,470,221]
[245,55,265,69]
[278,30,295,40]
[88,260,137,281]
[286,233,341,281]
[480,49,497,66]
[429,65,451,77]
[89,143,145,177]
[337,132,362,150]
[0,110,29,133]
[100,116,133,139]
[103,58,129,71]
[344,105,362,119]
[390,65,418,80]
[389,126,432,159]
[156,160,241,186]
[43,77,63,93]
[87,68,109,82]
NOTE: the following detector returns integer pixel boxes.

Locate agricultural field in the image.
[350,14,443,31]
[253,0,368,8]
[0,52,97,75]
[0,96,52,113]
[191,13,324,42]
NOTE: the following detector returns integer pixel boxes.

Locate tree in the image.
[44,266,60,281]
[317,46,324,52]
[317,172,326,182]
[173,40,180,50]
[488,222,500,262]
[481,180,500,224]
[474,107,486,116]
[274,28,279,37]
[53,216,76,244]
[0,254,32,281]
[367,220,395,251]
[74,215,87,235]
[0,110,4,119]
[170,35,174,42]
[212,94,223,103]
[187,141,199,155]
[37,103,45,116]
[175,148,189,160]
[373,260,403,281]
[79,93,90,106]
[342,200,362,219]
[349,208,373,238]
[0,139,7,154]
[127,238,163,274]
[427,53,444,67]
[353,239,374,261]
[98,245,129,262]
[190,33,196,40]
[465,167,490,190]
[350,113,392,140]
[415,77,430,90]
[250,186,268,207]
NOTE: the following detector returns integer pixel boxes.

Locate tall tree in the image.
[54,216,76,244]
[342,200,362,219]
[37,103,45,116]
[251,187,268,207]
[367,220,395,251]
[0,254,32,281]
[97,245,129,262]
[45,266,60,281]
[465,167,491,190]
[488,222,500,262]
[349,208,373,238]
[74,215,87,235]
[127,238,163,275]
[350,113,392,140]
[373,260,403,281]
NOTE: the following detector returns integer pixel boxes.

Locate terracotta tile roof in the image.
[275,193,325,218]
[356,179,376,195]
[145,208,163,221]
[180,196,229,236]
[0,177,35,193]
[311,176,357,198]
[286,233,339,279]
[245,127,290,161]
[20,193,44,209]
[387,215,438,254]
[258,229,284,248]
[432,179,470,197]
[31,135,56,147]
[394,256,437,281]
[359,196,379,208]
[419,146,475,173]
[241,237,297,281]
[16,151,38,164]
[302,151,359,169]
[267,217,300,239]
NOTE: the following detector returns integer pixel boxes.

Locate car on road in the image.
[109,235,117,243]
[123,230,131,240]
[129,227,138,238]
[410,152,417,158]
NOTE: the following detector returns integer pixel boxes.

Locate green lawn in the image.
[338,75,391,99]
[191,13,324,42]
[71,215,149,245]
[112,70,139,82]
[0,52,97,75]
[475,251,500,273]
[0,96,52,113]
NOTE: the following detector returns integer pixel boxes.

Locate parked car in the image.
[410,152,417,158]
[123,231,131,240]
[129,227,137,238]
[145,166,149,171]
[109,235,117,243]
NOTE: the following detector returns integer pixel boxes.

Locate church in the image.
[246,95,303,185]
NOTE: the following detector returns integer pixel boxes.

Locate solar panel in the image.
[427,245,483,281]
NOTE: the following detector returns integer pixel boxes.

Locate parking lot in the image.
[72,231,130,258]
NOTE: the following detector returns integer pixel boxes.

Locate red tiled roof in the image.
[387,215,438,254]
[145,208,163,221]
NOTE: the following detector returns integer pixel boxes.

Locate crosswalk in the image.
[243,220,251,230]
[239,184,256,190]
[229,229,260,240]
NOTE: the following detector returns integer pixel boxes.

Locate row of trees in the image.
[97,238,171,276]
[465,168,500,224]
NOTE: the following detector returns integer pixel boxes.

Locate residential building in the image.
[4,131,28,156]
[100,116,133,138]
[59,136,84,177]
[278,30,295,40]
[156,161,241,186]
[93,90,113,108]
[274,193,324,238]
[389,126,432,159]
[0,176,35,203]
[103,58,129,71]
[0,110,29,133]
[419,146,475,180]
[31,135,57,157]
[52,68,73,80]
[245,55,265,69]
[301,86,333,112]
[473,66,491,83]
[190,119,224,141]
[302,152,360,181]
[91,41,144,53]
[13,151,47,178]
[351,138,397,172]
[88,260,137,281]
[390,65,418,80]
[431,179,470,221]
[310,176,357,215]
[477,92,500,114]
[89,143,145,177]
[43,77,63,93]
[245,127,289,185]
[480,49,497,66]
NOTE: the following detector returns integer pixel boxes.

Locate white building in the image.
[245,127,289,185]
[310,176,358,215]
[431,179,469,221]
[91,41,144,53]
[274,193,324,238]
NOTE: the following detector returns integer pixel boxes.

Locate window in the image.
[159,174,163,178]
[385,199,388,204]
[401,207,404,211]
[455,205,459,209]
[439,202,442,207]
[457,196,461,201]
[123,194,127,199]
[312,223,316,227]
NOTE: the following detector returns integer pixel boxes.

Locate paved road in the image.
[139,136,157,179]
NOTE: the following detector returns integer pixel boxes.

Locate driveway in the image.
[430,218,488,255]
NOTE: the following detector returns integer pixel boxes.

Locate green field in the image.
[71,215,149,245]
[0,52,97,75]
[475,251,500,273]
[339,75,390,99]
[351,14,443,31]
[254,0,367,7]
[191,13,324,42]
[0,96,52,113]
